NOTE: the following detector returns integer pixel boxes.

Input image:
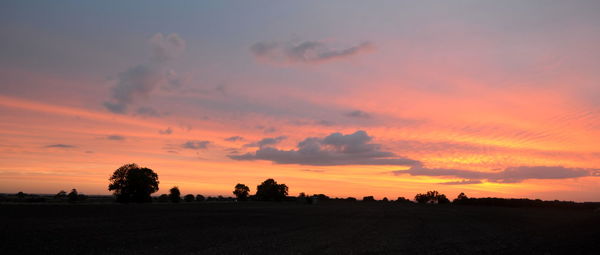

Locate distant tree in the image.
[195,194,205,202]
[453,192,469,203]
[382,197,389,202]
[55,190,67,200]
[396,197,411,203]
[437,194,450,204]
[78,194,88,201]
[255,178,288,201]
[158,194,169,202]
[184,194,195,202]
[363,196,376,202]
[314,194,330,200]
[108,163,159,203]
[169,186,181,203]
[16,191,26,200]
[233,183,250,201]
[415,191,449,204]
[68,189,79,202]
[346,197,357,202]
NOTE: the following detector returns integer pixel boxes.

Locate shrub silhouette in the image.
[382,197,389,202]
[346,197,357,202]
[437,194,450,204]
[158,194,169,202]
[195,194,205,202]
[169,186,181,203]
[363,196,376,202]
[396,197,412,203]
[184,194,195,202]
[415,191,449,204]
[453,192,469,203]
[233,183,250,201]
[16,191,26,200]
[255,178,288,201]
[314,194,330,200]
[68,189,79,202]
[55,190,67,200]
[108,163,159,203]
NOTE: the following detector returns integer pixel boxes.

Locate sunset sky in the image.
[1,1,600,201]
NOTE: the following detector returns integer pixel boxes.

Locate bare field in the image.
[1,202,598,254]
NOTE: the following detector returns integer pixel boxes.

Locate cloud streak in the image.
[393,166,600,184]
[159,127,173,135]
[345,110,371,119]
[251,40,373,64]
[44,144,76,148]
[243,136,287,148]
[225,136,244,142]
[181,140,210,150]
[230,131,419,166]
[106,135,125,141]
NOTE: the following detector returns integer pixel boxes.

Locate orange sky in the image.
[1,1,599,201]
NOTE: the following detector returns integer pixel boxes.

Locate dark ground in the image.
[1,202,599,254]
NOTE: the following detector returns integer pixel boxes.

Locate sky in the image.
[1,1,600,201]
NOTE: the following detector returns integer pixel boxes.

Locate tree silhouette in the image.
[453,192,469,203]
[67,189,79,202]
[437,194,450,204]
[158,194,169,202]
[233,183,250,201]
[169,186,181,203]
[415,191,449,204]
[195,194,205,202]
[108,163,159,203]
[396,197,411,203]
[255,178,288,201]
[55,190,67,200]
[184,194,195,202]
[363,196,376,202]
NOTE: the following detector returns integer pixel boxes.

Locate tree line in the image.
[2,163,599,210]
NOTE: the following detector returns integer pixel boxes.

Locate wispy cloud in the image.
[181,140,210,150]
[44,144,76,148]
[225,136,244,142]
[159,127,173,135]
[103,33,186,114]
[393,166,600,184]
[106,135,125,141]
[243,136,286,148]
[345,110,371,119]
[251,39,373,64]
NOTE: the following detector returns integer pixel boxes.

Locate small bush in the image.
[363,196,376,202]
[158,194,169,202]
[184,194,195,202]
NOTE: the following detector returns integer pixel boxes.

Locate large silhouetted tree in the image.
[255,178,288,201]
[233,183,250,201]
[108,163,159,203]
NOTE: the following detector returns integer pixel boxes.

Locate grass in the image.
[1,201,598,254]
